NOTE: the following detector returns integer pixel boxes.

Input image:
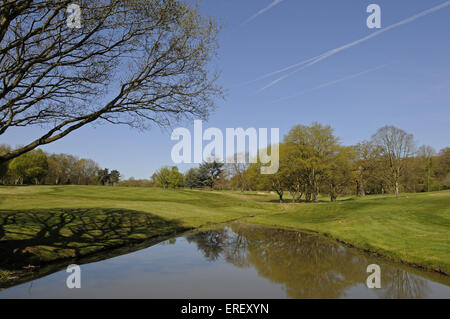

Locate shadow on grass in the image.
[0,208,189,289]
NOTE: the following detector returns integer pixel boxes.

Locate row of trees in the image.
[4,122,448,202]
[144,124,449,203]
[147,162,225,189]
[0,144,120,186]
[240,124,449,202]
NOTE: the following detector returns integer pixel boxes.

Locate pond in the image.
[0,223,449,298]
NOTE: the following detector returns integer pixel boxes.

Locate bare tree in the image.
[226,152,251,192]
[0,0,222,163]
[372,125,415,197]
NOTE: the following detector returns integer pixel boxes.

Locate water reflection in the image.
[0,223,448,298]
[186,224,443,298]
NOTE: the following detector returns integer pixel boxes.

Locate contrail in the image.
[242,55,319,87]
[242,0,284,26]
[271,64,387,103]
[257,1,450,92]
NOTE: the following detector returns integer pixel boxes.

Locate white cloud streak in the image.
[256,1,450,92]
[271,64,387,103]
[242,0,284,26]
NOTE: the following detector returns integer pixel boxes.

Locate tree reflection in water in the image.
[186,224,430,299]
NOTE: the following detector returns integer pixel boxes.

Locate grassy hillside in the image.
[0,185,449,280]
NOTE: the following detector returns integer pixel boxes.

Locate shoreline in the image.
[1,218,449,291]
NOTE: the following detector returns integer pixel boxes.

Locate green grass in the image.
[248,191,450,274]
[0,185,276,228]
[0,185,449,279]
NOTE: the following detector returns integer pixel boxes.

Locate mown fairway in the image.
[0,186,449,278]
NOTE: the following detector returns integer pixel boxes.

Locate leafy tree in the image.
[168,166,183,188]
[354,141,386,195]
[110,170,121,186]
[284,123,339,202]
[153,166,171,189]
[265,170,285,202]
[280,143,306,202]
[435,148,450,189]
[184,168,203,189]
[8,149,48,184]
[324,146,355,202]
[416,145,436,192]
[246,162,267,191]
[45,154,78,185]
[199,161,224,190]
[97,168,110,186]
[245,159,285,202]
[0,0,222,164]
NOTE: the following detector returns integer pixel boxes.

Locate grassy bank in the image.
[247,191,450,275]
[0,185,449,280]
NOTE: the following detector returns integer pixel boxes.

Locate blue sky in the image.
[3,0,450,179]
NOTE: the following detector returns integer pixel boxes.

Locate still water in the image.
[1,223,449,298]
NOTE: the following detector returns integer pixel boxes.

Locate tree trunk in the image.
[330,185,337,202]
[277,190,283,203]
[395,181,399,198]
[305,192,311,202]
[356,181,365,197]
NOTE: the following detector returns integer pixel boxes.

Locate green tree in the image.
[435,148,450,189]
[246,162,267,191]
[199,161,224,190]
[280,143,307,202]
[8,149,48,184]
[245,157,286,202]
[284,123,339,202]
[168,167,184,188]
[324,146,355,202]
[110,170,121,186]
[184,168,203,189]
[48,154,78,185]
[416,145,436,192]
[354,141,386,195]
[153,166,171,189]
[97,168,110,186]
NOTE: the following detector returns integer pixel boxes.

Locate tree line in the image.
[141,162,225,190]
[0,144,120,186]
[2,123,449,201]
[146,123,449,202]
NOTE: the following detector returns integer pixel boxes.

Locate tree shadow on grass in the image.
[0,208,189,289]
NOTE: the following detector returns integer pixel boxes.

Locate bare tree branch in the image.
[0,0,222,162]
